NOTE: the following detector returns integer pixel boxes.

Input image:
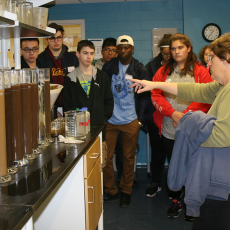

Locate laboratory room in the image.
[0,0,229,230]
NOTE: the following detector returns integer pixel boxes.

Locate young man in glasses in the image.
[19,38,41,68]
[102,35,150,207]
[95,37,117,70]
[38,23,79,117]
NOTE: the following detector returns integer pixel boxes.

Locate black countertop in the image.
[0,125,103,230]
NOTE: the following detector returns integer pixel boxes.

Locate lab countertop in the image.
[0,125,104,230]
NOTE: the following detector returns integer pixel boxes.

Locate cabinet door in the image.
[84,136,100,178]
[85,158,102,230]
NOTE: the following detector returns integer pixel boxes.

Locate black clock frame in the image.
[202,23,221,42]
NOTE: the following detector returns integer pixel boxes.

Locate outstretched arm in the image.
[129,79,178,95]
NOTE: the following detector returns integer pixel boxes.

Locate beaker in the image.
[65,110,86,140]
[33,7,48,30]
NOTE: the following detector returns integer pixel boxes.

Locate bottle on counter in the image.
[79,107,88,134]
[81,107,90,133]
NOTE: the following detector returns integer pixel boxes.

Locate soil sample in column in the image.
[11,85,23,161]
[21,83,32,155]
[44,80,51,139]
[0,89,8,177]
[5,87,13,167]
[31,83,38,149]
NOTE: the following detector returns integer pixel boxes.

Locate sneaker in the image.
[184,214,193,221]
[120,192,131,207]
[145,183,161,197]
[167,199,182,218]
[104,192,119,202]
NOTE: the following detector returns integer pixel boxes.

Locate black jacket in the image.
[143,53,164,123]
[145,53,163,80]
[62,67,114,140]
[37,45,79,83]
[12,55,42,69]
[102,56,151,128]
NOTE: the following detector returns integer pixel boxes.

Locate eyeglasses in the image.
[207,54,214,61]
[103,48,117,53]
[49,36,63,42]
[162,53,171,57]
[22,47,39,53]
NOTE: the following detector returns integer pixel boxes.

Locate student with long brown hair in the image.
[150,33,212,219]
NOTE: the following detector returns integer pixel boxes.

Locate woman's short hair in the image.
[210,33,230,63]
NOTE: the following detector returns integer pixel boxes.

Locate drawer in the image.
[84,136,100,178]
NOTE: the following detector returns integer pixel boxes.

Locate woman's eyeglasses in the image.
[207,55,214,61]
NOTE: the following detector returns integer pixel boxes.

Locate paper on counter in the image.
[58,135,84,144]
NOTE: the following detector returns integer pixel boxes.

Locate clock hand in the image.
[209,31,213,38]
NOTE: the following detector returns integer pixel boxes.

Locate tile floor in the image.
[104,167,192,230]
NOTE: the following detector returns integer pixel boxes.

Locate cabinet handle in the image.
[88,186,94,203]
[90,152,100,159]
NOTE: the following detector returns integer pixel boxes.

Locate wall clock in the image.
[202,23,221,42]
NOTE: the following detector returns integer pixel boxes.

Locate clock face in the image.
[202,23,221,42]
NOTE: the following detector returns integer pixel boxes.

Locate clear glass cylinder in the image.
[5,0,17,14]
[51,119,63,137]
[33,7,48,30]
[16,1,21,22]
[38,69,46,145]
[20,1,26,23]
[0,70,11,182]
[30,69,39,152]
[3,70,18,174]
[11,70,24,162]
[4,71,13,166]
[0,0,5,16]
[0,72,7,175]
[20,69,35,159]
[25,1,33,26]
[43,68,52,142]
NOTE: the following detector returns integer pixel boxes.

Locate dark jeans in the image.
[148,122,181,198]
[191,195,230,230]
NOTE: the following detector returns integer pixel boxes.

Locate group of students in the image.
[19,22,230,230]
